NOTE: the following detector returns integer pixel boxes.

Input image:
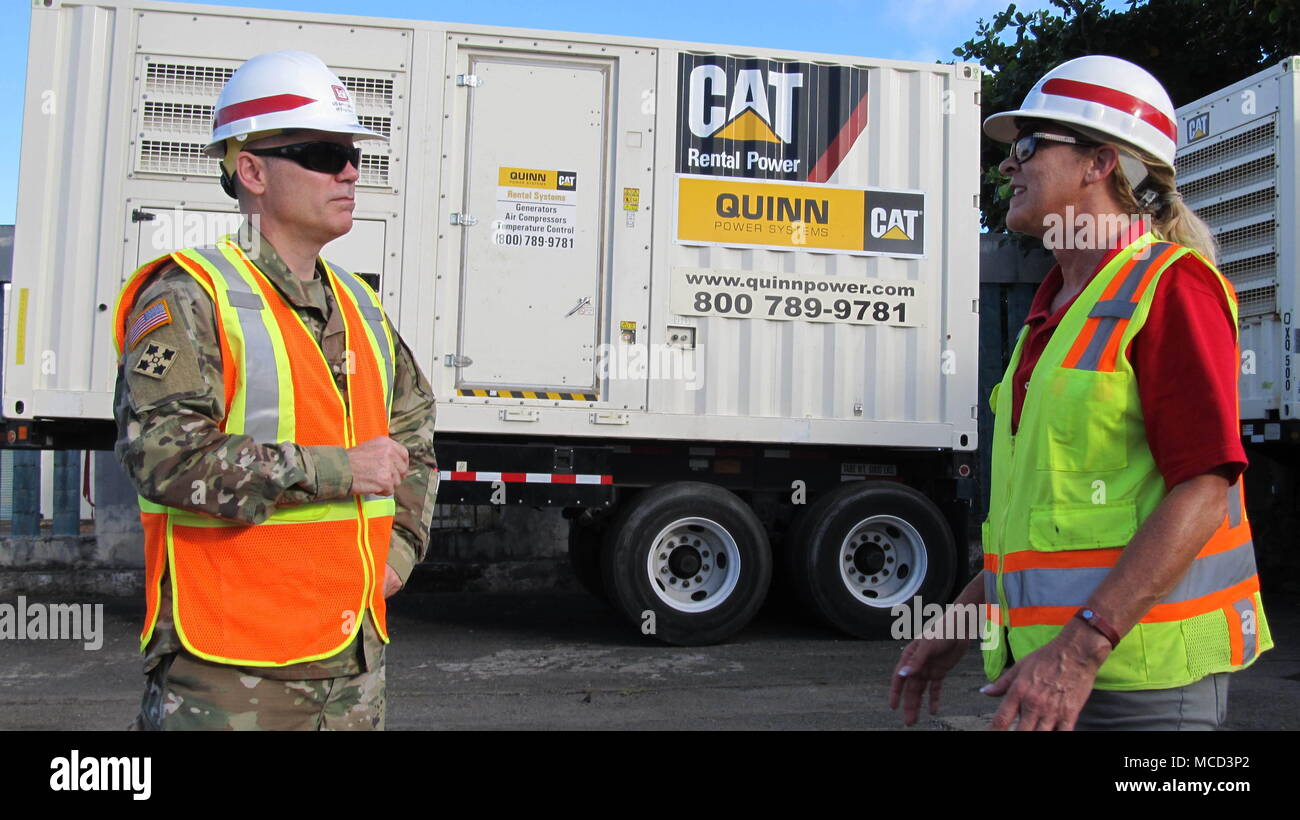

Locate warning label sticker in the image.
[675,175,925,258]
[493,167,578,250]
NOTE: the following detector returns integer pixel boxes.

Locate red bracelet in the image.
[1075,607,1121,648]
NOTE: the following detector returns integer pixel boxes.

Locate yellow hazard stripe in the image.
[456,389,598,401]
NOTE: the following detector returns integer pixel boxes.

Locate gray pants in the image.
[1074,673,1229,731]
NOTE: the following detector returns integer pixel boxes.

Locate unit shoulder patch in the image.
[132,342,179,380]
[126,299,173,350]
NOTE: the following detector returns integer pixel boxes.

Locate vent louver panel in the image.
[134,61,398,189]
[1176,119,1278,317]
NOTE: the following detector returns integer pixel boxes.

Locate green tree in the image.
[956,0,1300,234]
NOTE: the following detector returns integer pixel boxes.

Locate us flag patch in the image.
[126,299,173,350]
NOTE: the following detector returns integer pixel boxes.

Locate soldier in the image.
[113,50,438,730]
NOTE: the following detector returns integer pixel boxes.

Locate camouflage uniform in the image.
[114,229,437,730]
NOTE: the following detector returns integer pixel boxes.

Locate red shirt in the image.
[1010,241,1247,490]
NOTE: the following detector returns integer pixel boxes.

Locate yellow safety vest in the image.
[983,233,1272,690]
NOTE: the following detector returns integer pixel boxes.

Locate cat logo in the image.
[863,190,926,256]
[688,63,803,144]
[676,54,869,183]
[1186,112,1210,144]
[870,208,922,241]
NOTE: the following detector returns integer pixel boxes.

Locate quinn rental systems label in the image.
[493,166,578,250]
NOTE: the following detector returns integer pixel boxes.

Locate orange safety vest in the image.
[113,239,397,667]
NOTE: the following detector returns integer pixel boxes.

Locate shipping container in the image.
[1175,56,1300,444]
[5,0,982,644]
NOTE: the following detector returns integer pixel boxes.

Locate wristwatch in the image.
[1075,607,1121,648]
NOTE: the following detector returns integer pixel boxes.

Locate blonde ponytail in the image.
[1110,156,1219,265]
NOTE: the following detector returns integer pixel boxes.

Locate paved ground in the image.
[1,589,1296,731]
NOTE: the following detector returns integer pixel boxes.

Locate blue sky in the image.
[1,0,1072,224]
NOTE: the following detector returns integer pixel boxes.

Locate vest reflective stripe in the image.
[1226,482,1243,526]
[116,240,397,666]
[983,232,1272,688]
[1229,598,1258,664]
[1002,543,1259,614]
[1063,242,1183,371]
[179,247,286,442]
[327,263,395,411]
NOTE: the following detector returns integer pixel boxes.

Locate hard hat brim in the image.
[203,124,387,159]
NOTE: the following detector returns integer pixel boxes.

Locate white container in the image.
[5,0,982,452]
[1175,56,1300,432]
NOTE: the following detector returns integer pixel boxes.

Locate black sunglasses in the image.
[1009,132,1098,163]
[244,141,362,175]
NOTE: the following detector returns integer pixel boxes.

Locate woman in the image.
[890,55,1271,731]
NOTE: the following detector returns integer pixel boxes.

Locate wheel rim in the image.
[837,515,926,606]
[646,517,742,613]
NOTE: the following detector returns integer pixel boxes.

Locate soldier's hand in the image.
[347,436,410,496]
[384,565,403,598]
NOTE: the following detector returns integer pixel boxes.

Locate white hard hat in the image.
[982,55,1178,168]
[205,50,386,158]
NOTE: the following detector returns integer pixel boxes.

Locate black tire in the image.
[568,515,608,603]
[601,482,772,646]
[787,481,956,639]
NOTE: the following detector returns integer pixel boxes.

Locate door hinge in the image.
[443,354,474,367]
[456,74,481,87]
[131,208,156,223]
[449,213,478,226]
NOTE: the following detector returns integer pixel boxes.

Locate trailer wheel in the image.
[788,481,955,639]
[602,483,771,646]
[567,515,608,603]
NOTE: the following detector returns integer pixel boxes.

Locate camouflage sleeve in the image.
[384,328,438,586]
[113,264,354,523]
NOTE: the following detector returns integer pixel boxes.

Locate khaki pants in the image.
[1074,673,1229,731]
[130,651,386,731]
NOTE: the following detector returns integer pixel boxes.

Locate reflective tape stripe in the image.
[329,264,394,409]
[362,496,397,516]
[1001,547,1123,572]
[1088,299,1137,319]
[1003,566,1108,609]
[169,500,360,527]
[190,247,281,443]
[1068,243,1180,371]
[1164,541,1258,604]
[226,291,264,310]
[1232,598,1257,664]
[983,569,997,607]
[1071,318,1120,371]
[1142,576,1259,622]
[1009,576,1260,626]
[1002,541,1259,612]
[1200,524,1251,558]
[1226,483,1243,528]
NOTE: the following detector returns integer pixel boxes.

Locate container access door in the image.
[455,53,612,400]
